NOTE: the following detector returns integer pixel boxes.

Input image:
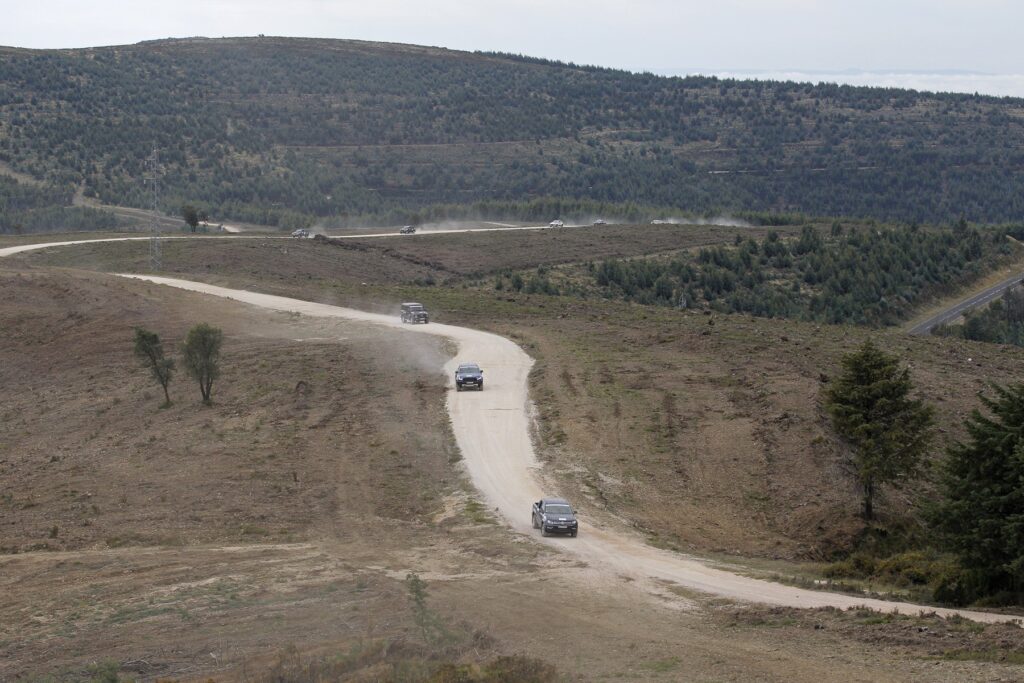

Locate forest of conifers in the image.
[534,224,1021,327]
[1,36,1024,232]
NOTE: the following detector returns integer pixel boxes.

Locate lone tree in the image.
[133,327,174,406]
[181,204,200,233]
[182,323,223,403]
[932,384,1024,603]
[825,340,934,520]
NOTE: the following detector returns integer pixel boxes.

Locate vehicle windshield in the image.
[459,365,480,373]
[545,504,572,515]
[404,304,423,311]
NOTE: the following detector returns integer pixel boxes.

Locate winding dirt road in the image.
[112,274,1017,623]
[2,237,1020,623]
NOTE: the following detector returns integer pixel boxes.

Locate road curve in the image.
[909,271,1024,335]
[0,235,289,258]
[112,274,1018,623]
[2,236,1019,622]
[0,223,569,258]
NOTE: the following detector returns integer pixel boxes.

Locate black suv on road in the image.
[532,498,579,537]
[400,302,429,324]
[455,363,483,391]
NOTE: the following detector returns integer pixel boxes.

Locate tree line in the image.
[0,176,117,234]
[1,38,1023,229]
[584,223,1018,326]
[933,286,1024,347]
[826,340,1024,606]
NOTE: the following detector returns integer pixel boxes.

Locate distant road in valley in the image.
[908,270,1024,335]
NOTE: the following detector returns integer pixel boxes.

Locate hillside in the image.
[9,231,1024,678]
[2,36,1024,231]
[12,231,1024,562]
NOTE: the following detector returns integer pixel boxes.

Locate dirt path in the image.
[0,235,282,257]
[111,274,1021,624]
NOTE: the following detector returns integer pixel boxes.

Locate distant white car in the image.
[651,220,666,225]
[291,229,310,238]
[592,219,607,226]
[549,219,564,228]
[399,225,417,234]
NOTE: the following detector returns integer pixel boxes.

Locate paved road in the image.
[909,271,1024,335]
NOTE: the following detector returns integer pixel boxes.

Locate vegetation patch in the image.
[580,223,1019,326]
[4,38,1024,227]
[719,605,1024,663]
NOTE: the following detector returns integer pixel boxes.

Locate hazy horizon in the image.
[662,69,1024,99]
[4,1,1022,98]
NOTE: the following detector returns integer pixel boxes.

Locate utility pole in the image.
[145,149,162,271]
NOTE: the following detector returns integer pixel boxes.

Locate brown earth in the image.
[13,222,800,287]
[13,236,1024,563]
[332,222,802,278]
[19,236,1017,564]
[5,241,1024,680]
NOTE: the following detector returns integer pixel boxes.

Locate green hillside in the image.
[2,36,1024,230]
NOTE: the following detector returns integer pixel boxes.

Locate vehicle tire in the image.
[571,531,577,538]
[478,383,484,391]
[532,514,539,529]
[456,385,462,392]
[541,526,548,537]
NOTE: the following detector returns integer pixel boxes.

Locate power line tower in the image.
[145,150,162,271]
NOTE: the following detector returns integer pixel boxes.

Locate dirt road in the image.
[0,235,283,257]
[112,274,1020,624]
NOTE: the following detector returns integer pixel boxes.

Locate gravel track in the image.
[2,236,1020,623]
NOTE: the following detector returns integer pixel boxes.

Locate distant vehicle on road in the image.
[549,219,564,228]
[399,225,417,234]
[650,219,666,225]
[291,228,310,238]
[592,219,607,226]
[532,498,578,537]
[400,302,429,324]
[454,362,483,391]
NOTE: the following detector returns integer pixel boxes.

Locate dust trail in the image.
[3,237,1020,623]
[109,272,1019,624]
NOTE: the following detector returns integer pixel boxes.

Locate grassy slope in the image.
[7,243,1024,679]
[16,234,1023,562]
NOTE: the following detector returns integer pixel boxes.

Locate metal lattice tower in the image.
[145,150,162,271]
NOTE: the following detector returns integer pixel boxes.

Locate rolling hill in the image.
[1,36,1024,231]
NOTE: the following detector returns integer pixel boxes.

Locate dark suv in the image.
[532,498,579,537]
[455,363,483,391]
[400,302,429,324]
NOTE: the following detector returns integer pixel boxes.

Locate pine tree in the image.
[933,384,1024,602]
[825,340,934,520]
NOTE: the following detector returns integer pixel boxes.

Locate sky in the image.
[4,0,1023,96]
